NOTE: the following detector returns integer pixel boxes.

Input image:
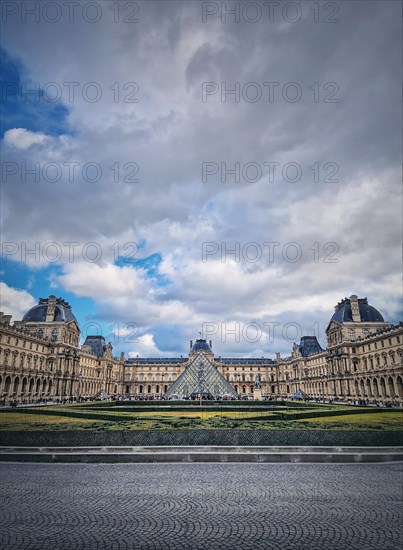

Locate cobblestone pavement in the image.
[1,463,402,550]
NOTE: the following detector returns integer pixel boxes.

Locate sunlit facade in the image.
[0,294,402,403]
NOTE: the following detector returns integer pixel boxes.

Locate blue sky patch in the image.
[1,48,71,137]
[114,252,171,287]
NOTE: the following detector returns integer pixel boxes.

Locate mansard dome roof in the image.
[330,296,384,324]
[191,339,212,353]
[83,336,106,358]
[22,296,77,323]
[298,336,323,357]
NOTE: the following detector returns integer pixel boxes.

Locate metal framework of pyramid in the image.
[164,352,238,399]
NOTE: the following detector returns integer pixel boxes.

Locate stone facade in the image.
[0,296,124,403]
[0,294,402,403]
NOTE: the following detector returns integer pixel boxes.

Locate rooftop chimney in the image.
[350,294,361,322]
[45,295,57,322]
[0,313,12,325]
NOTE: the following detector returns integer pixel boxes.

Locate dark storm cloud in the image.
[1,0,401,354]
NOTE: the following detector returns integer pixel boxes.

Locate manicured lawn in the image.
[296,411,403,430]
[1,404,402,431]
[0,412,106,431]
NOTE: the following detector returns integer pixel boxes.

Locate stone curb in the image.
[1,446,402,463]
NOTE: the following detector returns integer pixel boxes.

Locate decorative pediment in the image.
[326,320,341,333]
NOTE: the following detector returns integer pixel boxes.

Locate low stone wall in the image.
[1,429,402,447]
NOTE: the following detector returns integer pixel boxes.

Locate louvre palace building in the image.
[0,294,402,404]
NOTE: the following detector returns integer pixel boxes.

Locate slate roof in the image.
[22,296,77,323]
[330,297,384,324]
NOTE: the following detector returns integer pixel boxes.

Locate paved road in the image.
[1,463,402,549]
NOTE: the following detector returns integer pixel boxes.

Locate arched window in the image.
[4,376,11,394]
[139,385,143,394]
[348,329,356,341]
[51,329,58,342]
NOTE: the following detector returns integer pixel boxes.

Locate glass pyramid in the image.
[164,352,238,399]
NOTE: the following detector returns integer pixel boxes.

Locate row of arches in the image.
[136,375,177,383]
[0,374,105,400]
[302,375,403,400]
[133,384,257,397]
[137,385,169,395]
[352,376,403,399]
[1,374,54,399]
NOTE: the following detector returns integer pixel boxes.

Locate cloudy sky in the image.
[1,0,401,358]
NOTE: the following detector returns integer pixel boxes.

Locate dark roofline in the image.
[126,358,188,364]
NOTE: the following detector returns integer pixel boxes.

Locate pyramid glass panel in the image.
[164,352,238,399]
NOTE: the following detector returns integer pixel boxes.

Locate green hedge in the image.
[1,429,402,447]
[79,400,320,409]
[264,407,400,421]
[2,404,397,424]
[1,408,133,422]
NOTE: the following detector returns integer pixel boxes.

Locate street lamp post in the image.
[78,371,83,402]
[234,373,240,399]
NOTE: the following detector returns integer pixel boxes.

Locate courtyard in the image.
[1,463,402,550]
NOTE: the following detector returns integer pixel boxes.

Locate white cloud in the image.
[127,333,167,358]
[3,128,49,150]
[0,282,36,321]
[57,262,147,298]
